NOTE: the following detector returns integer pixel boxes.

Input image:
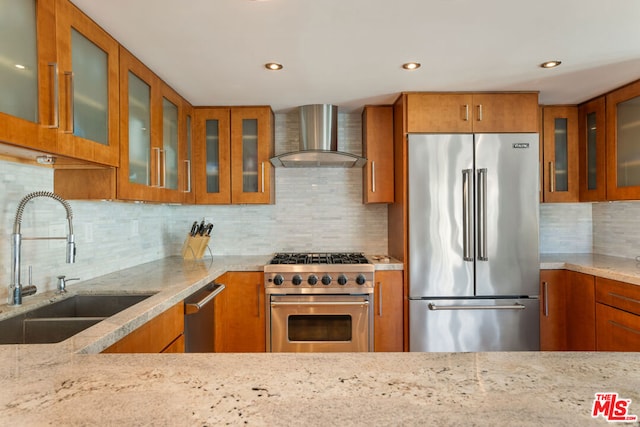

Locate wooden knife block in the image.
[181,234,210,260]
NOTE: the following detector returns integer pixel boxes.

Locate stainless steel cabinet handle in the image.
[64,71,74,134]
[183,160,192,193]
[185,284,225,315]
[428,303,525,311]
[477,168,488,261]
[549,161,555,192]
[47,63,59,129]
[377,281,383,316]
[608,320,640,336]
[152,147,161,187]
[463,104,469,121]
[261,162,265,193]
[543,281,549,317]
[607,292,640,306]
[256,283,261,317]
[161,149,166,188]
[477,104,483,121]
[462,169,473,261]
[371,161,376,193]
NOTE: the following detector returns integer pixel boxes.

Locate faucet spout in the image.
[9,191,76,306]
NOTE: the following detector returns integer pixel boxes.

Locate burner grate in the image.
[269,252,369,265]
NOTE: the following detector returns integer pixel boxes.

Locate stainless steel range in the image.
[264,253,374,352]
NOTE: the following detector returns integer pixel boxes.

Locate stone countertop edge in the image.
[540,253,640,286]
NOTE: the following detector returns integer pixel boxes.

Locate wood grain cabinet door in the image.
[374,270,404,352]
[362,105,394,203]
[539,270,567,351]
[565,271,596,351]
[541,106,579,203]
[471,93,539,133]
[578,96,607,201]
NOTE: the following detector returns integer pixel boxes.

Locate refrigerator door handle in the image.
[428,303,526,311]
[462,169,473,261]
[477,168,488,261]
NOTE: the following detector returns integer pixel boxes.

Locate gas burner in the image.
[269,252,370,265]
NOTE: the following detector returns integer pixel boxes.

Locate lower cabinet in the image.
[214,271,265,352]
[539,270,595,351]
[103,302,184,353]
[374,270,404,352]
[596,277,640,351]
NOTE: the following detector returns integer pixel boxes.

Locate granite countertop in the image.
[541,253,640,286]
[2,255,640,425]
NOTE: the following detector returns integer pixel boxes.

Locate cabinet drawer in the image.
[596,277,640,316]
[596,302,640,351]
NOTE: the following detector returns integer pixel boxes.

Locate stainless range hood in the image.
[270,104,366,168]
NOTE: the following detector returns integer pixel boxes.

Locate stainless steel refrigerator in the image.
[408,133,540,352]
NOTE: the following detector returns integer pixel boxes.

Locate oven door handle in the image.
[270,301,369,307]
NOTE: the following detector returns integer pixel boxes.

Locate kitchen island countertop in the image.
[1,256,639,425]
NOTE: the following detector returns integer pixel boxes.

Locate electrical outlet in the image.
[131,220,139,236]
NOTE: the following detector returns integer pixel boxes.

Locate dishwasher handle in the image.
[185,283,225,315]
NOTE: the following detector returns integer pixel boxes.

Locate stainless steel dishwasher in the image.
[184,281,225,352]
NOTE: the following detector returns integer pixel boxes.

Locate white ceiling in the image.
[71,0,640,113]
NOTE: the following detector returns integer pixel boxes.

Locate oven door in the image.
[269,294,371,352]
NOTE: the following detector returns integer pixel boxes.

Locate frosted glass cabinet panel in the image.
[193,108,231,204]
[606,80,640,200]
[553,118,569,192]
[0,0,38,122]
[578,96,606,202]
[162,97,179,190]
[206,120,221,193]
[71,28,108,145]
[127,72,151,186]
[241,119,259,193]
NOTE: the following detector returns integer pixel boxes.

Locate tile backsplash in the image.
[593,201,640,259]
[0,113,388,300]
[539,203,593,254]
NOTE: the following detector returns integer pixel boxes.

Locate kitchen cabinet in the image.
[0,0,57,153]
[405,92,538,133]
[578,97,607,201]
[565,271,596,351]
[373,270,404,352]
[103,302,184,353]
[55,0,120,167]
[539,270,595,351]
[193,106,274,205]
[362,105,394,204]
[539,270,567,351]
[541,106,579,203]
[595,277,640,351]
[214,272,265,352]
[606,79,640,200]
[181,102,195,204]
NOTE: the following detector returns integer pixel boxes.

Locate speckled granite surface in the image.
[540,253,640,286]
[1,351,638,426]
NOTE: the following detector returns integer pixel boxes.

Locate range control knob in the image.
[355,274,366,286]
[292,274,302,286]
[308,274,318,286]
[337,274,348,286]
[273,274,284,286]
[321,274,332,285]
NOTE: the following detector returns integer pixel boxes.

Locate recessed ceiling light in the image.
[402,62,421,70]
[540,60,562,69]
[265,62,283,71]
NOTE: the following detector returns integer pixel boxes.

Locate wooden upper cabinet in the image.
[0,0,58,152]
[578,97,607,201]
[181,101,195,204]
[55,0,120,166]
[230,107,275,204]
[193,107,232,204]
[541,106,579,203]
[405,92,538,133]
[606,79,640,200]
[362,105,394,203]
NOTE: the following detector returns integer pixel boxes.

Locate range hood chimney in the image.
[270,104,366,168]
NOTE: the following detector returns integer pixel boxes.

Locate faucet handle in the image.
[57,275,80,293]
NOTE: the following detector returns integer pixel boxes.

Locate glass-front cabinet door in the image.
[230,107,274,204]
[0,0,57,151]
[578,96,606,201]
[607,80,640,200]
[56,0,119,166]
[542,106,579,203]
[193,108,231,204]
[157,84,186,203]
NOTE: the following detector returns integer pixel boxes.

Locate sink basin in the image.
[0,294,153,345]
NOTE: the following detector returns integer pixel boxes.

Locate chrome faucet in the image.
[9,191,76,306]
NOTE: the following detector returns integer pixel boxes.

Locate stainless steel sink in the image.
[0,294,153,345]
